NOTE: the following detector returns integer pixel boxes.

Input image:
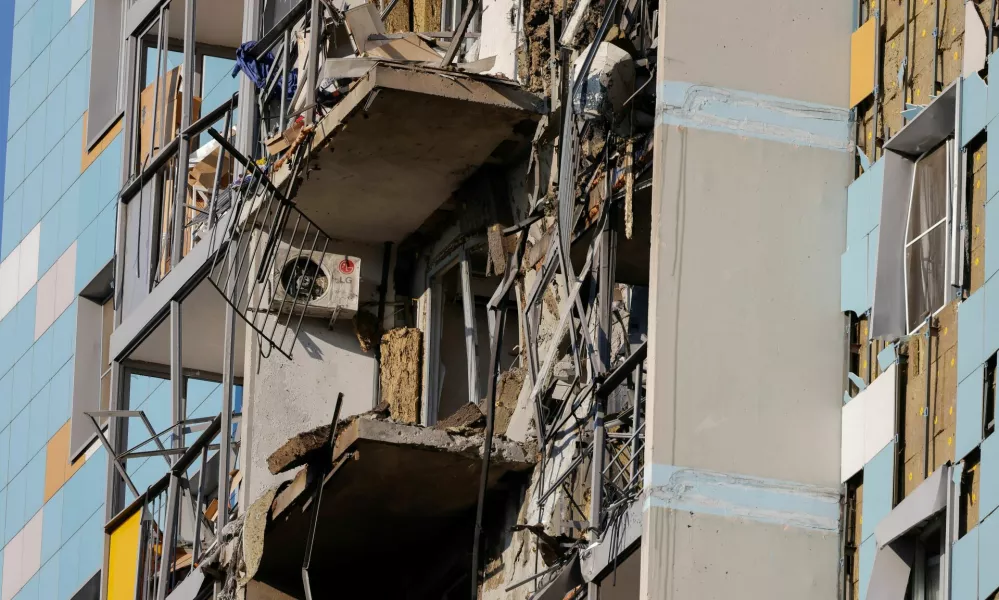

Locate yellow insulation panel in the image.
[851,18,877,107]
[108,511,142,600]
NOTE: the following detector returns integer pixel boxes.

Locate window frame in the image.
[86,0,128,151]
[70,262,117,461]
[910,523,944,600]
[902,140,954,336]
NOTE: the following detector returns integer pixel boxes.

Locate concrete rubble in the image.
[155,0,657,594]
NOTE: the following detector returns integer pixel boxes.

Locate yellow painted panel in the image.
[43,422,70,503]
[44,421,88,503]
[851,18,877,107]
[108,511,142,600]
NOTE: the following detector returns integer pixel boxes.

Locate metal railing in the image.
[104,414,227,600]
[204,126,347,359]
[120,95,240,286]
[593,341,646,530]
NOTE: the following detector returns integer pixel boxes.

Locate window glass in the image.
[904,142,951,333]
[924,555,941,600]
[907,144,949,241]
[905,223,947,330]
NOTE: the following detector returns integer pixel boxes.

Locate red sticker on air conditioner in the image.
[339,258,355,274]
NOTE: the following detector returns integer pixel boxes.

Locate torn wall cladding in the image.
[840,1,999,598]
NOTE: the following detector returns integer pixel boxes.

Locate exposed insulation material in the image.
[902,302,958,498]
[939,0,966,86]
[880,28,905,142]
[876,0,965,146]
[851,18,878,107]
[494,367,526,437]
[933,303,959,467]
[903,332,928,497]
[972,141,989,294]
[857,103,876,162]
[379,327,424,425]
[962,452,981,535]
[383,0,412,33]
[909,3,938,105]
[519,0,569,94]
[412,0,441,33]
[857,317,873,387]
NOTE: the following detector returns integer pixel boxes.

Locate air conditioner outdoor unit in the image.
[267,242,360,318]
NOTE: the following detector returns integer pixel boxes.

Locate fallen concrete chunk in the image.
[379,327,423,424]
[266,421,335,475]
[436,401,485,430]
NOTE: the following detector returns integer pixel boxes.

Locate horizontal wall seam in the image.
[643,463,841,532]
[657,81,854,152]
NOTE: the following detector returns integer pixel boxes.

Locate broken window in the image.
[70,263,115,459]
[429,246,519,423]
[873,87,962,340]
[904,141,952,334]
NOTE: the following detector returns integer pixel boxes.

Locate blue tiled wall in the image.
[0,0,119,597]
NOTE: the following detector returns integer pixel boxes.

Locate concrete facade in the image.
[641,0,854,597]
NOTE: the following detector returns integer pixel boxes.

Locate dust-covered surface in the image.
[266,422,336,475]
[200,486,279,600]
[519,0,563,93]
[435,401,486,430]
[380,327,424,423]
[494,367,526,436]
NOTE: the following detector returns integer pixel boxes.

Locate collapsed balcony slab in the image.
[287,63,544,243]
[250,415,535,596]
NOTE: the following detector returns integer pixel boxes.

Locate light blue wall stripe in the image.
[657,81,853,151]
[643,463,840,532]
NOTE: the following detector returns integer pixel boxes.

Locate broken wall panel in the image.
[962,452,981,535]
[972,140,988,294]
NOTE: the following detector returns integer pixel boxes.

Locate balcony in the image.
[283,62,543,243]
[233,412,534,597]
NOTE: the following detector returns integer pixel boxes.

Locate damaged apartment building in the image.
[0,0,955,597]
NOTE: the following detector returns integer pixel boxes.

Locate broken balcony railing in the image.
[102,414,229,600]
[120,95,239,287]
[593,341,646,529]
[203,125,346,360]
[533,341,646,541]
